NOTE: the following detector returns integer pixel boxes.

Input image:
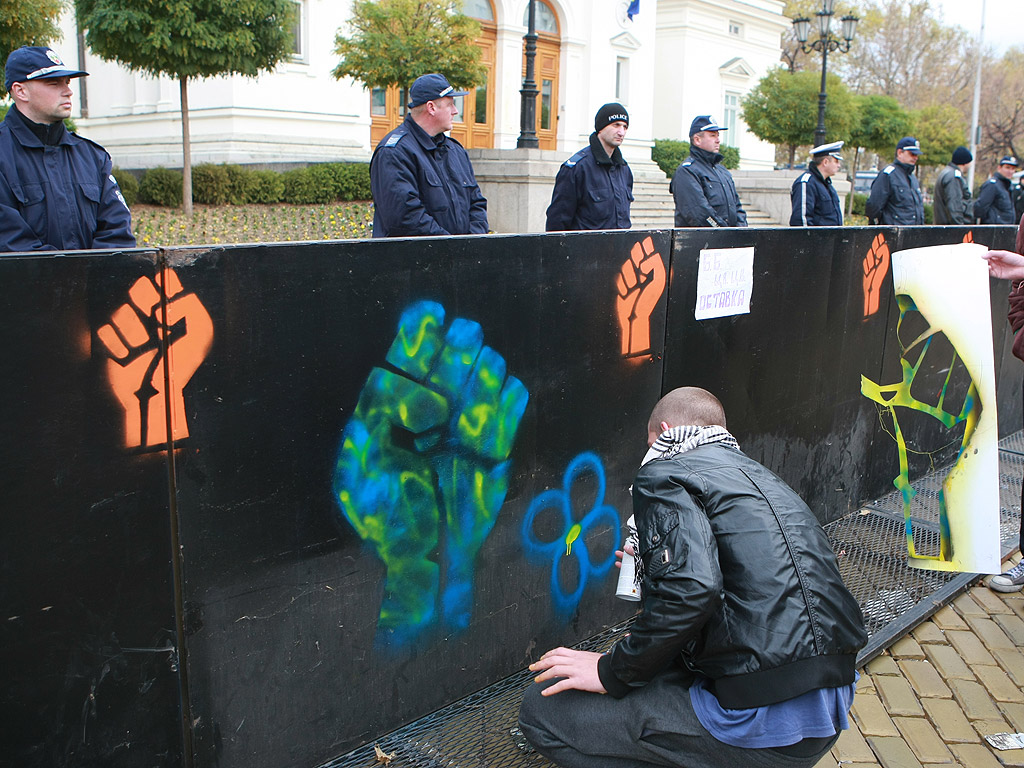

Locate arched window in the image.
[522,1,558,34]
[461,0,494,21]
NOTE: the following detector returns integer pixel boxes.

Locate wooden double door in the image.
[370,28,496,150]
[369,27,560,151]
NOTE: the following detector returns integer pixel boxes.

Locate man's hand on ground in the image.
[530,648,607,696]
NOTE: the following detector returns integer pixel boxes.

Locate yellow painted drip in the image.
[566,523,581,556]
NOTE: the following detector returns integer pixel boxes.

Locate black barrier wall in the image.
[0,225,1018,767]
[0,251,185,766]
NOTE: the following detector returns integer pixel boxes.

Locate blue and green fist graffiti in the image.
[333,301,529,645]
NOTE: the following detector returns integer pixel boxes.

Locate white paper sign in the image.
[694,247,754,320]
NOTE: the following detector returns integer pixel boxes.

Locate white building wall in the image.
[45,0,783,172]
[490,0,657,164]
[58,0,372,169]
[653,0,787,170]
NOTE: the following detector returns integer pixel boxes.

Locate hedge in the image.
[112,167,139,207]
[132,162,370,207]
[139,167,183,207]
[652,139,740,177]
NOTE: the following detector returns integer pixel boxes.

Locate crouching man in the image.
[519,387,867,768]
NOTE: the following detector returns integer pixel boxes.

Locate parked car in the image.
[853,171,878,195]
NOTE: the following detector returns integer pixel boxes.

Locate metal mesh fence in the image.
[318,439,1024,768]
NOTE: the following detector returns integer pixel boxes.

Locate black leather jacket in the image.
[598,444,866,708]
[932,163,972,225]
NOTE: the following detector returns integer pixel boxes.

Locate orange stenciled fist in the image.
[963,231,974,243]
[616,236,667,356]
[862,232,890,319]
[96,268,213,449]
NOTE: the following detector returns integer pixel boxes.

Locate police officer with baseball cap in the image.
[670,115,747,227]
[0,46,135,252]
[369,73,488,238]
[546,102,633,231]
[865,136,924,225]
[975,155,1020,225]
[790,140,844,226]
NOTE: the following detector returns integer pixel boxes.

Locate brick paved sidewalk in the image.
[822,554,1024,768]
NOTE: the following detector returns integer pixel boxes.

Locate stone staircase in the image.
[630,163,776,229]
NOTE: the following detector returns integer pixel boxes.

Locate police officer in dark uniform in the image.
[0,47,135,252]
[545,103,633,231]
[671,115,747,227]
[865,136,924,225]
[789,140,844,226]
[369,73,488,238]
[975,155,1019,225]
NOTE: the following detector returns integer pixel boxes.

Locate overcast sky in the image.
[929,0,1022,55]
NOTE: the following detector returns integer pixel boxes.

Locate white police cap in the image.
[811,140,844,159]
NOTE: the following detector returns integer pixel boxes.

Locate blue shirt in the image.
[690,673,857,749]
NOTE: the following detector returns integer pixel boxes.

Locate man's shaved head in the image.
[648,387,727,433]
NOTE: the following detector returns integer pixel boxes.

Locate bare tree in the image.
[976,48,1024,166]
[835,0,973,108]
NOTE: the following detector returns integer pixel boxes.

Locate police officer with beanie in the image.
[975,155,1019,225]
[370,73,487,238]
[671,115,747,227]
[790,140,844,226]
[545,103,633,231]
[0,46,135,252]
[933,146,973,225]
[865,136,924,225]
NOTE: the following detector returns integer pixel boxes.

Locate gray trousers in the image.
[517,667,839,768]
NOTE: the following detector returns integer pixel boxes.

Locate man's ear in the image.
[660,421,671,433]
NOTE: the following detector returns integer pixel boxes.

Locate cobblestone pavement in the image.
[822,553,1024,768]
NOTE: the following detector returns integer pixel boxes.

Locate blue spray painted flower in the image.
[522,452,621,615]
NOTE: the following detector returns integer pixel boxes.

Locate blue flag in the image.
[627,0,639,20]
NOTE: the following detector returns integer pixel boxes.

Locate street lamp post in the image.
[517,0,539,149]
[792,0,858,148]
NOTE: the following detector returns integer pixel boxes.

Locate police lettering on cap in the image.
[594,102,629,132]
[407,73,468,108]
[689,115,727,137]
[1000,156,1020,167]
[4,46,88,93]
[811,140,844,159]
[896,136,922,155]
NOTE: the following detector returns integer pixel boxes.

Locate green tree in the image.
[332,0,486,109]
[844,94,912,215]
[1,0,66,93]
[742,67,856,167]
[75,0,296,215]
[912,103,967,169]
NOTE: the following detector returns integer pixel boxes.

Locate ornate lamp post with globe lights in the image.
[792,0,859,148]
